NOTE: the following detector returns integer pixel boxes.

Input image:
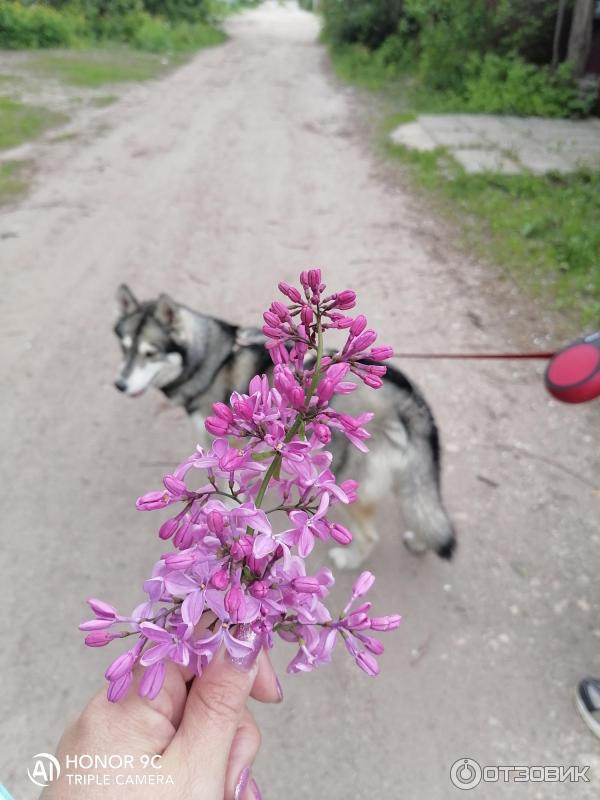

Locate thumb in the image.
[166,626,263,796]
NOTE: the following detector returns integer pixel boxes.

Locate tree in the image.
[567,0,594,75]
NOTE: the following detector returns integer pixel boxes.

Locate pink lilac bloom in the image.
[81,270,399,702]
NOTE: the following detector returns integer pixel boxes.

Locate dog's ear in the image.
[155,293,180,329]
[117,284,139,315]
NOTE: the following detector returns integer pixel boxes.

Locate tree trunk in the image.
[552,0,568,67]
[567,0,594,76]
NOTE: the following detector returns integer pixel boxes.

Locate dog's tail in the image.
[385,365,457,560]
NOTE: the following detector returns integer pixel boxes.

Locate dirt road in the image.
[1,3,599,798]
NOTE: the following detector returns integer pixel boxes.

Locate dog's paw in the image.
[403,530,428,555]
[329,547,365,571]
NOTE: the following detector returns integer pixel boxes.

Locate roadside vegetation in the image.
[310,0,600,325]
[0,0,255,203]
[0,95,66,147]
[0,0,235,55]
[0,159,29,204]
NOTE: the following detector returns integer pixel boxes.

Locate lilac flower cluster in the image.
[82,270,401,702]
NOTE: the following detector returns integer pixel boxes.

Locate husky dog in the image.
[114,284,456,569]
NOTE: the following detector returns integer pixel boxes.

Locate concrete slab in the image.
[390,113,600,174]
[451,147,522,174]
[389,120,437,151]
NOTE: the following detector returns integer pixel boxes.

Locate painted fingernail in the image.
[234,766,251,800]
[275,676,284,702]
[227,624,263,672]
[250,777,263,799]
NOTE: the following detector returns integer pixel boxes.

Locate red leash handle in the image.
[544,332,600,404]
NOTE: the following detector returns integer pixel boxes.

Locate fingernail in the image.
[234,766,251,800]
[227,624,263,672]
[250,777,263,799]
[275,676,284,702]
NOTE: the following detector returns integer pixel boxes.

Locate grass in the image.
[27,48,168,87]
[90,94,117,107]
[327,44,600,326]
[0,160,30,204]
[382,118,600,324]
[0,96,67,149]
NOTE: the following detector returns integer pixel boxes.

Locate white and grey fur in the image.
[114,284,456,569]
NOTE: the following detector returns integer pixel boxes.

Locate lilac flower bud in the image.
[163,474,187,496]
[233,398,254,421]
[307,269,321,290]
[136,490,170,510]
[292,576,321,594]
[362,374,383,389]
[159,517,179,541]
[271,301,289,319]
[88,598,118,620]
[225,586,243,616]
[290,386,305,410]
[345,612,371,630]
[355,650,380,677]
[369,346,393,361]
[163,551,195,569]
[329,313,354,328]
[270,342,289,364]
[211,569,229,590]
[205,416,230,436]
[317,379,335,404]
[370,614,402,631]
[352,571,375,598]
[212,402,234,422]
[249,581,269,599]
[139,661,166,700]
[107,671,133,703]
[335,290,356,310]
[173,519,194,549]
[330,523,353,545]
[350,314,367,337]
[79,618,115,631]
[85,631,121,647]
[230,541,245,560]
[352,329,377,352]
[278,281,302,303]
[313,423,331,444]
[360,635,385,655]
[301,305,314,326]
[263,311,281,327]
[207,510,224,534]
[105,649,137,682]
[263,324,283,339]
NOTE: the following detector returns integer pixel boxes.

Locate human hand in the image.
[42,633,280,799]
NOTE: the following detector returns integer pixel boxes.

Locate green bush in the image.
[0,1,85,47]
[321,0,404,50]
[405,0,495,91]
[464,55,594,118]
[131,14,225,52]
[142,0,208,23]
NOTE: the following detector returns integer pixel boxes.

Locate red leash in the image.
[395,351,555,360]
[394,332,600,404]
